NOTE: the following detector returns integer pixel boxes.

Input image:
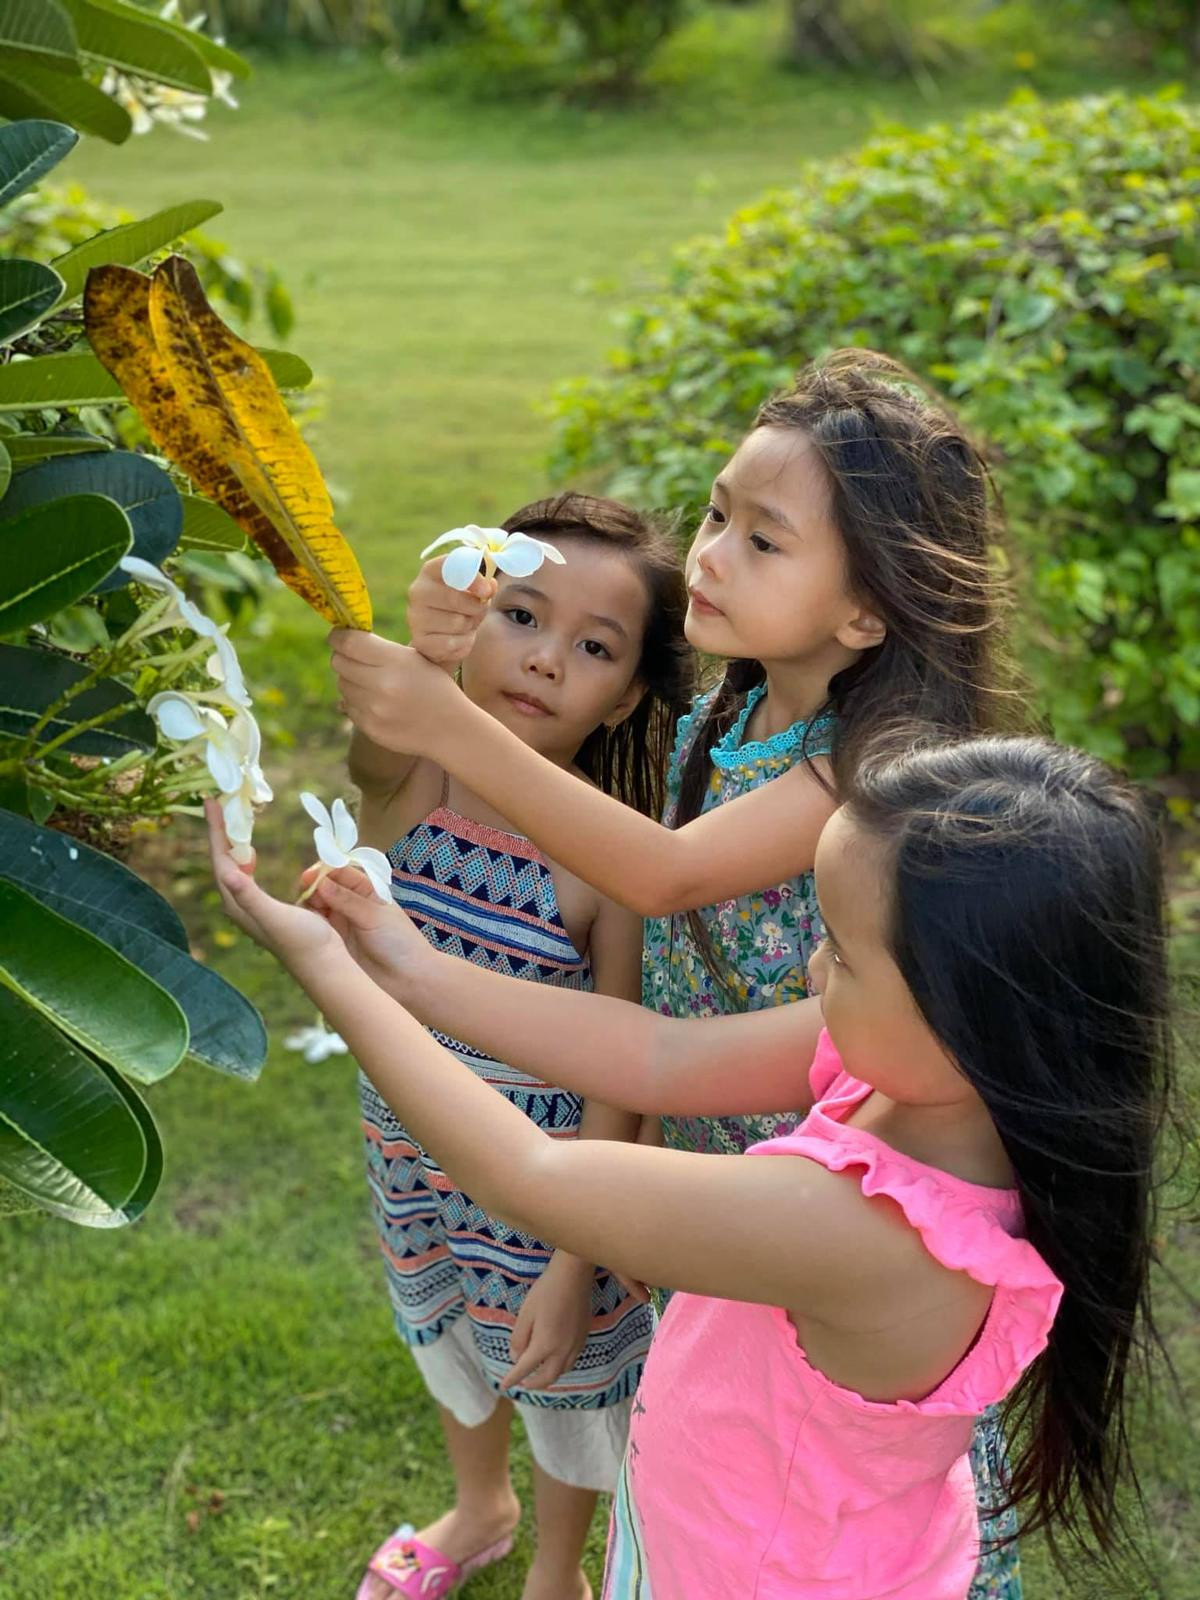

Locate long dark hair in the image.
[849,732,1175,1563]
[674,348,1013,987]
[502,493,694,820]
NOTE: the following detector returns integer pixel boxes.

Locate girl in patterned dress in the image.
[347,494,693,1600]
[334,351,1024,1595]
[212,732,1173,1599]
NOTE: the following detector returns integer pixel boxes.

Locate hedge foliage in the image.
[551,89,1200,774]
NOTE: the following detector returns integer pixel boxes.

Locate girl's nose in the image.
[694,527,726,580]
[524,639,562,680]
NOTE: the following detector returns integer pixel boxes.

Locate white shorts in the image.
[409,1315,633,1493]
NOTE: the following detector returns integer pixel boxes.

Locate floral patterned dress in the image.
[641,683,1023,1600]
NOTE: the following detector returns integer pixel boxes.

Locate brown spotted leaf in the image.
[84,257,371,629]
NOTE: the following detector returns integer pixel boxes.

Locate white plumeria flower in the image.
[147,692,271,863]
[120,556,252,708]
[284,1020,349,1064]
[101,68,211,138]
[121,554,214,638]
[204,629,250,709]
[299,792,391,902]
[420,525,565,592]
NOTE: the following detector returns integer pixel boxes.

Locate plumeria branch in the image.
[0,556,274,853]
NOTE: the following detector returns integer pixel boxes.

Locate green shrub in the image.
[463,0,692,95]
[551,88,1200,775]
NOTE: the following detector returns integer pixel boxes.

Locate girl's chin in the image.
[684,611,745,655]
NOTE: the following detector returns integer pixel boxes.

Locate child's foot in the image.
[520,1566,591,1600]
[359,1496,521,1600]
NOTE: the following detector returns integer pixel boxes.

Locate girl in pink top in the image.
[209,732,1172,1597]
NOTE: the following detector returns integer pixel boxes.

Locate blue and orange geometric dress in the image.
[358,803,654,1484]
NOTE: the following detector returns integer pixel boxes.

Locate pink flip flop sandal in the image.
[356,1523,515,1599]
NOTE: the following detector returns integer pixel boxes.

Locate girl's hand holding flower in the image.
[303,865,435,1004]
[204,799,345,982]
[330,632,458,757]
[407,557,496,668]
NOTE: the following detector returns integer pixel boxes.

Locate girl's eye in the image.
[581,639,612,660]
[702,502,726,526]
[749,532,777,554]
[503,607,536,627]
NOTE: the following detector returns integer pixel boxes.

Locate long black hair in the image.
[502,493,695,820]
[848,732,1175,1562]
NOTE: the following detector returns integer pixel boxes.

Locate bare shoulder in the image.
[355,757,444,852]
[766,1153,990,1326]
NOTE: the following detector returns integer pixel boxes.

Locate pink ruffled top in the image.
[602,1031,1063,1600]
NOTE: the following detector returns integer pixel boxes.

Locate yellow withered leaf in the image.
[85,256,371,630]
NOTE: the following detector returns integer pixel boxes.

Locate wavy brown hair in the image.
[674,349,1016,985]
[502,492,694,820]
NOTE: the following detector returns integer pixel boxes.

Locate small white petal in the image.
[330,797,358,854]
[180,596,219,639]
[420,527,481,558]
[227,708,262,765]
[533,538,565,565]
[205,736,244,796]
[148,691,206,742]
[299,791,333,833]
[120,555,175,593]
[248,767,273,805]
[441,544,485,591]
[493,538,547,578]
[313,825,350,869]
[222,790,254,844]
[350,846,393,902]
[206,632,251,707]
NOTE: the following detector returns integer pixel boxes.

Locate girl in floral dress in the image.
[333,351,1024,1596]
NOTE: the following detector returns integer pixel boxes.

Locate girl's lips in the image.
[688,589,724,618]
[503,691,552,717]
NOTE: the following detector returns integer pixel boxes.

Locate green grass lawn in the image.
[1,6,1196,1595]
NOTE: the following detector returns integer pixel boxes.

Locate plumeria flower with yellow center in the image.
[298,793,392,902]
[147,693,272,863]
[421,525,565,592]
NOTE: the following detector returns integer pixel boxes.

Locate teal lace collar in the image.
[709,684,836,770]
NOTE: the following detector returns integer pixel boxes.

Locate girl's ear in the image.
[837,605,886,653]
[605,676,648,731]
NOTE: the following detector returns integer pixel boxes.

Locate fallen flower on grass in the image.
[284,1019,349,1063]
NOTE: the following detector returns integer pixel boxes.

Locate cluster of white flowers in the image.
[100,3,238,141]
[122,555,271,862]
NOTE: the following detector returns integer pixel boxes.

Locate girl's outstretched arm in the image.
[211,819,863,1314]
[346,565,496,808]
[312,868,823,1119]
[331,634,835,917]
